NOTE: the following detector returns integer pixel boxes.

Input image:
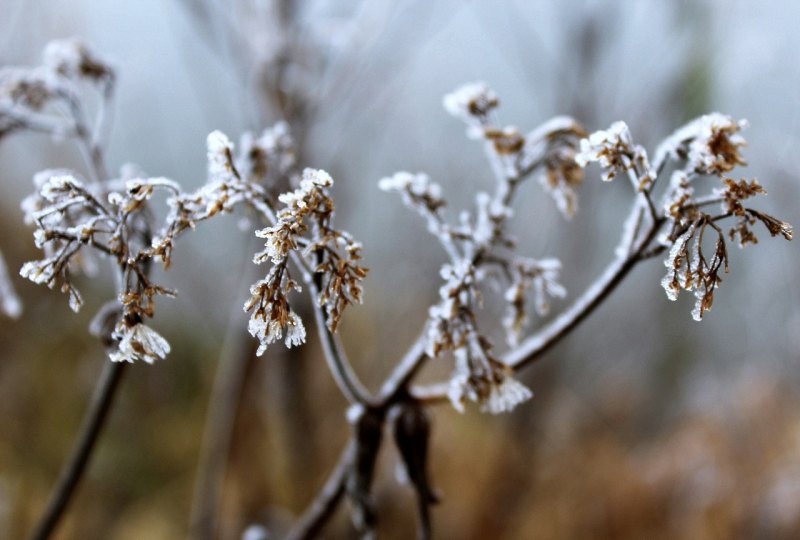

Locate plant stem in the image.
[376,332,427,406]
[306,276,371,405]
[284,439,356,540]
[28,361,127,540]
[189,323,254,539]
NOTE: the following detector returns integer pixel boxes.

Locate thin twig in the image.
[306,276,371,405]
[284,439,356,540]
[188,290,255,540]
[27,361,127,540]
[376,332,427,406]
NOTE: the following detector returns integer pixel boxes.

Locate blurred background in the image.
[1,0,798,538]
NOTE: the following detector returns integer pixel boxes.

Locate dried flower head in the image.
[660,216,731,321]
[483,126,525,155]
[655,113,748,177]
[576,121,654,189]
[109,321,170,364]
[43,38,113,82]
[503,258,566,345]
[447,338,532,414]
[442,82,499,124]
[237,121,297,186]
[0,67,61,111]
[244,265,306,355]
[247,166,366,350]
[540,143,585,219]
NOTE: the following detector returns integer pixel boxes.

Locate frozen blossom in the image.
[483,126,525,155]
[447,343,532,414]
[654,113,748,175]
[207,130,237,183]
[253,222,297,265]
[661,223,698,302]
[278,168,333,208]
[237,121,297,185]
[660,219,729,321]
[246,166,366,349]
[576,122,654,189]
[481,375,534,414]
[43,38,113,81]
[109,322,171,364]
[503,258,566,345]
[244,263,305,356]
[442,82,498,124]
[247,301,306,355]
[0,67,61,111]
[575,122,632,175]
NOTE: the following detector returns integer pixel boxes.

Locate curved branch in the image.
[306,277,371,405]
[507,211,664,369]
[376,332,427,406]
[410,213,666,401]
[28,361,127,540]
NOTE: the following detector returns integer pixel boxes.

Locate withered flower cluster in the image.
[382,82,585,413]
[246,166,367,354]
[579,113,792,321]
[20,169,178,363]
[0,38,113,140]
[11,40,367,366]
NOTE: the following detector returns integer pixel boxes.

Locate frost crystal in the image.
[109,322,171,364]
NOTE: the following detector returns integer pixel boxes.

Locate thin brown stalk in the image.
[189,303,255,540]
[27,361,127,540]
[283,439,356,540]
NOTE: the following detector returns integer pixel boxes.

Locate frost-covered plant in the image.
[0,249,22,318]
[3,41,792,540]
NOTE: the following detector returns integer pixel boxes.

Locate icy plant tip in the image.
[109,322,171,364]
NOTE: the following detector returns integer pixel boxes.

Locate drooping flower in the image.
[43,38,113,81]
[447,342,532,414]
[654,113,748,176]
[109,322,171,364]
